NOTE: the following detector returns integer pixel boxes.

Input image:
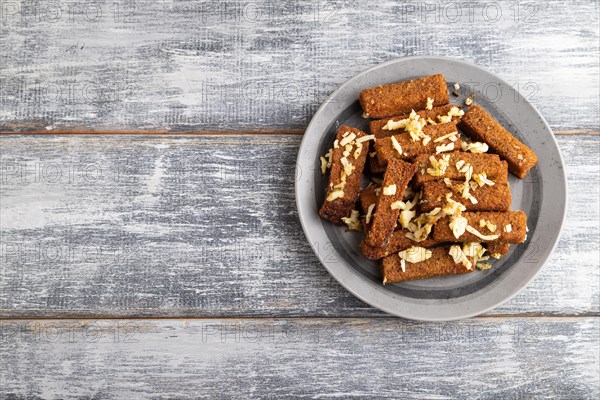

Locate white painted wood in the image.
[0,0,598,132]
[1,1,598,397]
[0,317,598,399]
[0,134,597,317]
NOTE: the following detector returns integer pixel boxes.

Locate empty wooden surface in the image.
[1,0,598,132]
[1,318,598,399]
[1,0,599,398]
[0,134,598,318]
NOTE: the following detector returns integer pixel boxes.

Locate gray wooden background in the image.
[1,0,598,398]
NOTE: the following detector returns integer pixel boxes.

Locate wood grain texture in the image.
[0,134,597,318]
[0,129,596,136]
[0,318,598,399]
[1,0,598,132]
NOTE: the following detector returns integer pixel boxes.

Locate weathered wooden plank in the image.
[0,318,598,399]
[1,0,598,132]
[0,135,598,317]
[0,129,596,136]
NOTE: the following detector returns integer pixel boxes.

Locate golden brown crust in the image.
[369,154,387,174]
[369,105,459,139]
[319,126,370,225]
[413,152,508,186]
[419,180,511,212]
[359,184,379,215]
[359,74,450,119]
[361,231,442,260]
[433,211,527,243]
[365,159,418,247]
[459,106,538,179]
[374,122,458,165]
[381,246,474,284]
[486,241,510,256]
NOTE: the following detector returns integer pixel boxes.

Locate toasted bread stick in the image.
[359,184,379,215]
[365,159,418,247]
[433,211,527,243]
[413,152,508,186]
[381,246,474,284]
[375,122,458,165]
[460,106,538,179]
[369,105,461,139]
[359,74,449,119]
[319,126,370,225]
[369,154,387,174]
[419,180,511,212]
[486,241,510,257]
[361,230,442,260]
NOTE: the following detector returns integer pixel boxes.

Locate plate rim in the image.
[295,55,568,321]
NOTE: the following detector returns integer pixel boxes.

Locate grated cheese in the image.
[327,190,344,201]
[341,210,362,231]
[339,133,356,147]
[365,203,376,224]
[399,246,433,264]
[450,215,468,238]
[426,97,434,110]
[356,134,376,143]
[449,245,472,270]
[383,184,397,196]
[391,135,403,156]
[436,142,455,154]
[466,225,500,241]
[433,131,459,143]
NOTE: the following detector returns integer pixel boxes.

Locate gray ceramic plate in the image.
[295,56,567,321]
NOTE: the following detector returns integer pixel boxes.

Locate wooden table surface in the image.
[1,1,598,398]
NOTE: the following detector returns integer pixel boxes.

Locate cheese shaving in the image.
[320,157,328,175]
[356,134,376,143]
[466,225,500,241]
[327,190,344,201]
[426,154,451,177]
[436,142,455,154]
[433,131,459,143]
[476,262,492,270]
[382,110,430,145]
[353,143,363,159]
[339,133,356,147]
[390,201,406,210]
[449,245,472,270]
[365,203,376,224]
[340,157,355,177]
[341,210,362,231]
[399,246,433,264]
[426,97,434,110]
[449,215,468,238]
[463,242,486,261]
[391,135,403,156]
[343,144,352,158]
[399,209,416,228]
[462,141,489,153]
[473,172,495,187]
[437,106,465,123]
[383,185,397,196]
